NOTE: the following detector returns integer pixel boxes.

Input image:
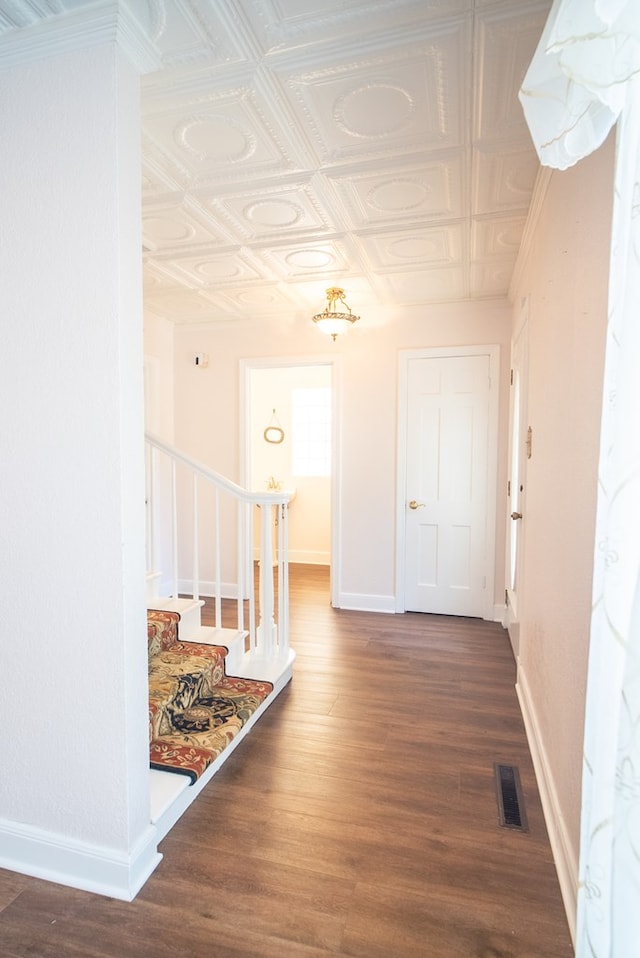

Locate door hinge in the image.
[510,369,514,386]
[507,479,511,497]
[505,589,509,606]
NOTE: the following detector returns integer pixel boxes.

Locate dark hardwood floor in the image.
[0,565,573,957]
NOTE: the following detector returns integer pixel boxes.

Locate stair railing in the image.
[145,432,291,663]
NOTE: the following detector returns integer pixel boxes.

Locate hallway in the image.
[0,565,572,957]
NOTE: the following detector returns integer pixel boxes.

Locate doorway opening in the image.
[241,357,341,608]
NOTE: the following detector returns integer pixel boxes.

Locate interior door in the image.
[505,316,529,654]
[402,351,493,617]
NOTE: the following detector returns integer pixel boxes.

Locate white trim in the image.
[177,579,239,599]
[150,660,293,841]
[504,308,530,652]
[494,602,507,624]
[0,1,161,74]
[239,354,343,609]
[516,666,578,945]
[509,167,553,303]
[337,592,396,613]
[288,550,331,565]
[395,345,500,620]
[0,819,161,902]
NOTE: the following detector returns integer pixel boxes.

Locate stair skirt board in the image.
[150,658,293,841]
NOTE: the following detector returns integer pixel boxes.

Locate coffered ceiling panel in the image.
[329,157,465,229]
[236,0,471,55]
[470,261,517,298]
[474,4,550,145]
[471,215,528,260]
[149,249,265,289]
[142,81,300,189]
[385,266,467,304]
[199,283,301,318]
[473,147,540,216]
[356,225,464,272]
[258,237,358,281]
[278,24,467,167]
[142,198,229,252]
[0,0,552,326]
[204,179,333,242]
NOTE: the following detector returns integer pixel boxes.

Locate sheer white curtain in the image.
[519,2,640,955]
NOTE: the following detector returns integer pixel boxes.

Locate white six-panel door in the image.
[397,347,499,619]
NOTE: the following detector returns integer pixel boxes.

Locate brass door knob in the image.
[409,500,426,510]
[511,511,523,520]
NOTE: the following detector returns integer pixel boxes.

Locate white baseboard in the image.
[493,603,507,624]
[288,550,330,565]
[336,592,396,613]
[0,819,161,901]
[516,666,578,946]
[177,580,238,599]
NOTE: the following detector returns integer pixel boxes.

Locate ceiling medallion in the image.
[334,83,415,139]
[312,287,360,341]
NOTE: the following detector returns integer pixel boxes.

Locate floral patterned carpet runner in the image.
[147,610,273,783]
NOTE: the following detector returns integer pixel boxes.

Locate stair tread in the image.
[149,769,189,823]
[184,625,247,646]
[147,596,204,615]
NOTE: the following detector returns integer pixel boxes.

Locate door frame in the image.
[504,302,530,653]
[395,345,500,619]
[240,354,343,609]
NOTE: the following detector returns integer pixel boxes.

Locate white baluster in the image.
[278,502,290,660]
[171,459,178,598]
[214,487,221,627]
[192,473,199,601]
[258,501,275,655]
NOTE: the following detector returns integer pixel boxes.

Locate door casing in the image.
[505,304,530,654]
[240,354,342,609]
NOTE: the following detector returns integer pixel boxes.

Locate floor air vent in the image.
[494,763,528,831]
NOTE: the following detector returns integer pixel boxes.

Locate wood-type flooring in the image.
[0,565,574,957]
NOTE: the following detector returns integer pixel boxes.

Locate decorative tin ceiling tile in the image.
[356,224,463,271]
[4,0,553,322]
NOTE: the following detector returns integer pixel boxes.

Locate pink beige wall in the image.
[510,132,615,928]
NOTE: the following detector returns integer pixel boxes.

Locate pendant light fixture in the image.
[312,287,360,341]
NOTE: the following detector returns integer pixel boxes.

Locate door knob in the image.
[409,500,426,510]
[510,511,523,520]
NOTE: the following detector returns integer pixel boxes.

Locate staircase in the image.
[145,432,294,839]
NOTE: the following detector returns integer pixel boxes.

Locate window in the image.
[292,387,331,476]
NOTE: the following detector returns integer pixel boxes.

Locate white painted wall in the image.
[0,42,156,897]
[510,133,615,928]
[167,301,511,610]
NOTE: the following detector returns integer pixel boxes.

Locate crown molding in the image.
[508,163,553,302]
[0,1,161,75]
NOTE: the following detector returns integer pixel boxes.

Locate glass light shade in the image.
[312,287,359,341]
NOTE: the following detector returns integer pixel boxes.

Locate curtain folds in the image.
[519,2,640,955]
[519,0,640,170]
